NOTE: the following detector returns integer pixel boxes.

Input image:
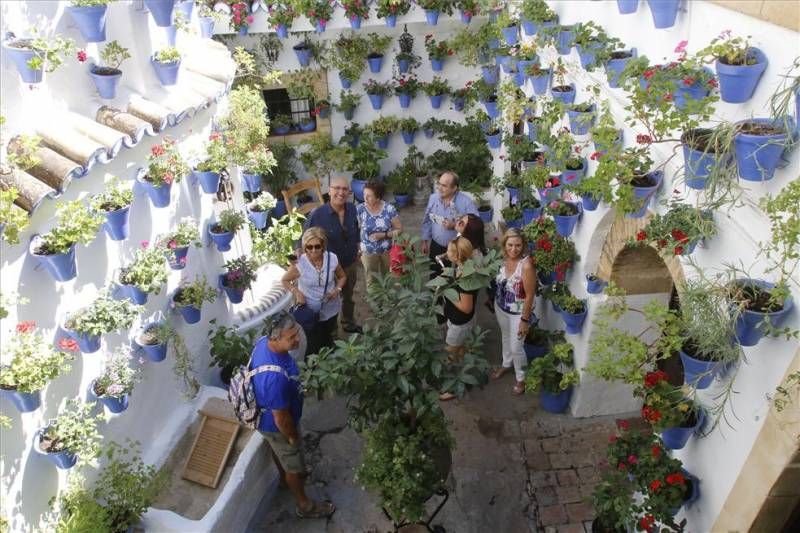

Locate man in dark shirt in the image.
[305,177,362,333]
[252,311,335,519]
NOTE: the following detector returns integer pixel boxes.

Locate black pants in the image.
[428,240,450,280]
[306,315,338,357]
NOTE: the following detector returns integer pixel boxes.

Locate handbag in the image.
[389,243,408,276]
[291,252,330,331]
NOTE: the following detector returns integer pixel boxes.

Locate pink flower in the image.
[58,338,80,352]
[246,15,254,24]
[141,240,150,248]
[168,239,177,249]
[16,321,36,334]
[77,50,88,63]
[139,357,146,364]
[719,29,732,39]
[674,40,688,54]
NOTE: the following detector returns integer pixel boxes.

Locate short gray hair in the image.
[264,310,297,340]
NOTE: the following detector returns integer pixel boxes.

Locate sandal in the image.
[296,500,336,519]
[491,367,511,380]
[512,381,525,395]
[439,392,456,401]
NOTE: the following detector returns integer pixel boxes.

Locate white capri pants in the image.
[495,306,527,382]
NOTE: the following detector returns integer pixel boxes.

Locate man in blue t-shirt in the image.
[252,311,335,519]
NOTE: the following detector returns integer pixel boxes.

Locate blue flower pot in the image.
[89,67,122,99]
[350,16,361,29]
[482,99,499,119]
[734,119,789,182]
[144,0,176,27]
[551,84,576,105]
[34,429,77,469]
[200,17,215,38]
[141,337,168,362]
[425,10,439,25]
[368,55,384,73]
[529,71,552,95]
[557,27,574,55]
[501,25,519,46]
[561,161,586,186]
[175,0,193,20]
[31,241,78,282]
[176,302,202,324]
[394,194,411,208]
[397,58,410,73]
[512,70,525,87]
[273,125,290,135]
[517,59,537,75]
[1,388,41,413]
[538,185,563,202]
[581,194,600,211]
[540,387,572,413]
[521,19,536,36]
[194,169,221,194]
[482,65,499,85]
[385,14,397,27]
[401,130,416,145]
[524,342,548,361]
[339,73,352,89]
[3,41,44,83]
[101,205,130,241]
[488,38,500,50]
[567,105,595,135]
[222,283,245,304]
[626,171,662,219]
[453,97,465,111]
[275,24,288,39]
[165,24,178,46]
[560,303,587,334]
[293,45,311,66]
[429,94,443,109]
[682,137,720,190]
[368,93,384,110]
[351,178,366,202]
[523,206,542,225]
[67,5,108,42]
[732,279,794,346]
[210,228,235,252]
[586,275,607,294]
[617,0,639,13]
[679,349,722,389]
[314,19,326,33]
[674,74,712,111]
[347,133,360,146]
[142,179,172,208]
[662,409,705,450]
[300,121,316,132]
[606,48,637,88]
[460,11,472,24]
[431,58,444,71]
[150,57,181,86]
[121,283,149,305]
[647,0,680,29]
[375,135,389,149]
[248,209,269,229]
[398,93,412,108]
[241,172,261,192]
[273,200,287,218]
[90,381,130,414]
[424,128,435,139]
[167,245,189,270]
[538,270,555,286]
[505,218,523,229]
[507,187,519,205]
[478,207,492,223]
[74,330,102,354]
[553,208,580,238]
[576,42,602,70]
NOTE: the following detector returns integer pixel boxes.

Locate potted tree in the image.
[89,346,141,414]
[29,200,103,282]
[193,131,227,194]
[140,139,188,208]
[524,341,579,413]
[220,256,257,303]
[209,208,246,252]
[90,179,133,241]
[89,40,130,99]
[117,242,168,304]
[172,277,217,324]
[0,321,73,413]
[62,292,141,353]
[34,399,104,469]
[2,30,75,83]
[150,46,181,86]
[157,217,201,270]
[208,319,257,385]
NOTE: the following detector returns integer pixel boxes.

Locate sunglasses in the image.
[305,244,323,251]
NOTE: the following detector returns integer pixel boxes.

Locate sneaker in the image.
[342,323,363,334]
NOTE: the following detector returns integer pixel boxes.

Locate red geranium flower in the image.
[590,151,602,160]
[664,93,673,101]
[671,228,689,243]
[644,370,668,387]
[58,338,80,352]
[636,134,652,144]
[639,514,656,532]
[77,50,88,63]
[650,479,662,491]
[16,321,36,334]
[627,454,638,464]
[674,246,684,255]
[617,419,630,430]
[708,78,719,88]
[652,445,661,458]
[643,69,654,79]
[636,230,647,242]
[683,76,695,86]
[657,239,668,249]
[151,144,165,157]
[666,472,686,485]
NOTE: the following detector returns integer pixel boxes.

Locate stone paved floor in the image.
[247,199,634,533]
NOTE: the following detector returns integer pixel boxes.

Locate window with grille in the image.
[263,88,316,135]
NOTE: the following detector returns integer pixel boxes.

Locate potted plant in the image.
[528,228,577,284]
[295,0,333,32]
[523,324,564,361]
[365,32,392,73]
[365,116,398,150]
[455,0,478,23]
[363,79,393,110]
[525,62,551,95]
[135,321,173,362]
[348,136,387,200]
[320,33,368,87]
[519,195,542,225]
[143,0,176,27]
[586,273,608,294]
[298,113,317,133]
[268,3,297,38]
[35,399,103,469]
[193,131,227,194]
[591,469,636,533]
[546,198,581,238]
[728,278,794,347]
[451,81,475,112]
[334,90,361,120]
[477,198,493,223]
[198,4,227,38]
[67,0,114,42]
[386,165,414,208]
[342,121,364,149]
[172,277,217,324]
[141,138,188,208]
[606,47,637,88]
[472,78,499,118]
[733,118,791,182]
[208,319,257,384]
[220,256,258,303]
[342,0,369,28]
[63,293,141,353]
[208,208,247,252]
[90,346,141,414]
[558,293,588,334]
[270,113,292,136]
[635,370,705,450]
[90,179,133,241]
[240,144,276,193]
[484,121,502,149]
[89,40,130,99]
[417,0,455,26]
[501,205,523,229]
[421,76,451,109]
[117,242,168,304]
[292,37,314,66]
[593,147,659,218]
[519,0,557,36]
[375,0,411,27]
[680,126,731,190]
[0,322,73,413]
[157,217,201,270]
[29,200,103,282]
[566,102,596,135]
[313,99,331,119]
[247,191,277,230]
[633,203,716,257]
[226,1,253,35]
[2,30,75,83]
[394,75,420,108]
[524,341,579,413]
[0,187,29,245]
[424,34,454,71]
[150,46,181,86]
[398,117,419,146]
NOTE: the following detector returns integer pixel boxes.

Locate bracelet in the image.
[520,316,531,324]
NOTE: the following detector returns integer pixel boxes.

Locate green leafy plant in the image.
[118,243,168,294]
[267,3,297,28]
[285,68,322,100]
[213,208,247,234]
[0,188,29,244]
[524,341,579,394]
[366,116,399,137]
[98,40,130,72]
[363,78,394,96]
[8,30,75,73]
[425,119,492,190]
[394,75,421,96]
[632,202,716,257]
[697,30,756,66]
[249,191,277,213]
[41,399,104,463]
[417,0,454,14]
[366,32,392,56]
[348,135,387,180]
[173,277,217,308]
[157,218,202,250]
[195,131,228,173]
[398,117,419,133]
[335,90,361,114]
[0,321,73,393]
[572,21,624,70]
[222,256,258,291]
[424,34,454,61]
[241,143,277,175]
[591,469,636,533]
[146,138,189,187]
[299,133,351,182]
[385,164,414,195]
[37,200,103,255]
[153,46,180,63]
[264,142,298,194]
[421,76,452,96]
[90,179,133,212]
[520,0,556,23]
[375,0,411,18]
[66,293,141,337]
[207,319,257,372]
[501,204,522,222]
[218,86,271,166]
[94,346,141,399]
[251,211,305,267]
[321,32,369,82]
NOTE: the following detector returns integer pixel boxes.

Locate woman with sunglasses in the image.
[356,180,403,290]
[282,227,347,356]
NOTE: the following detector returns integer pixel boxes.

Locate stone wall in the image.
[711,0,800,32]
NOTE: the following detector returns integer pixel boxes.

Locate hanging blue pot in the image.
[89,66,122,99]
[560,303,587,334]
[424,128,435,139]
[166,245,189,270]
[293,44,311,66]
[101,205,130,241]
[567,104,595,135]
[561,160,586,186]
[734,119,789,182]
[374,135,389,150]
[425,10,439,25]
[248,208,269,230]
[617,0,639,13]
[681,132,719,190]
[299,120,316,132]
[482,99,499,119]
[581,194,600,211]
[3,40,44,83]
[209,227,235,252]
[429,94,443,109]
[521,19,536,36]
[398,93,412,108]
[67,5,108,42]
[460,10,472,24]
[394,194,411,208]
[501,25,519,46]
[176,300,202,324]
[200,17,215,38]
[732,279,794,346]
[529,71,552,95]
[138,328,168,362]
[150,57,181,85]
[679,348,722,389]
[241,172,261,193]
[89,380,129,414]
[176,0,193,20]
[368,93,384,110]
[339,72,352,88]
[674,71,713,111]
[626,171,662,219]
[505,218,523,229]
[385,14,397,27]
[431,58,444,71]
[522,206,542,225]
[144,0,176,27]
[488,38,500,50]
[194,169,221,194]
[511,69,525,87]
[719,48,769,99]
[120,282,149,305]
[478,206,493,223]
[507,187,519,205]
[72,329,102,354]
[481,65,499,85]
[314,19,326,33]
[165,24,178,46]
[576,41,603,70]
[351,178,366,202]
[401,130,416,145]
[221,276,245,303]
[368,54,384,73]
[556,26,574,55]
[647,0,680,29]
[538,185,563,203]
[397,58,410,73]
[273,124,290,135]
[0,388,41,413]
[551,84,576,105]
[661,409,705,450]
[273,199,287,218]
[142,179,172,208]
[553,204,580,237]
[30,240,78,282]
[273,23,288,38]
[34,429,77,469]
[524,342,548,361]
[540,386,572,413]
[350,16,362,29]
[538,270,555,286]
[453,97,465,111]
[586,275,607,294]
[606,49,637,88]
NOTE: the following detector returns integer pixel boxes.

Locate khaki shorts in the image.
[446,316,476,347]
[260,430,306,474]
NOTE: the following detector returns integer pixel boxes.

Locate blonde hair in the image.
[302,226,328,249]
[500,228,527,256]
[448,236,474,264]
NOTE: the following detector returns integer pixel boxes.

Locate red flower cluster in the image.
[636,134,652,145]
[650,479,662,491]
[77,50,87,63]
[616,419,630,430]
[627,454,638,464]
[536,237,552,252]
[232,2,248,26]
[643,69,654,80]
[151,144,165,157]
[642,405,662,422]
[683,76,695,86]
[636,230,647,241]
[58,337,80,352]
[644,370,668,388]
[554,261,570,282]
[708,78,719,88]
[16,321,36,334]
[651,444,662,458]
[671,228,689,243]
[639,514,656,532]
[590,151,602,160]
[666,472,686,485]
[664,93,673,101]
